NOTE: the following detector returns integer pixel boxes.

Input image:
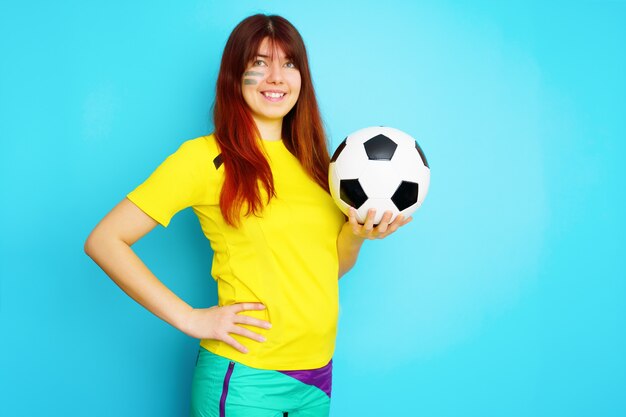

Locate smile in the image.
[262,91,286,101]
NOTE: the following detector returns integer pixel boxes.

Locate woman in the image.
[85,14,410,417]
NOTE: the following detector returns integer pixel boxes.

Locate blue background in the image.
[1,1,625,416]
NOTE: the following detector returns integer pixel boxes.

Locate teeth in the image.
[263,92,285,98]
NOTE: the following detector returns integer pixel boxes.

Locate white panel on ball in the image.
[333,141,368,179]
[390,147,425,186]
[359,161,402,198]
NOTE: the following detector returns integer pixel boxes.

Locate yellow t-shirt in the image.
[127,134,345,370]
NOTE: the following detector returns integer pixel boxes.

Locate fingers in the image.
[215,303,271,354]
[229,325,267,344]
[348,207,361,233]
[349,208,376,238]
[222,334,250,354]
[349,208,402,239]
[362,208,376,232]
[387,213,405,231]
[232,302,266,313]
[375,211,394,234]
[346,206,414,240]
[233,314,272,330]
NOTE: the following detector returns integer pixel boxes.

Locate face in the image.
[241,38,302,128]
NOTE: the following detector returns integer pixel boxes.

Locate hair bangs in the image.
[241,17,305,71]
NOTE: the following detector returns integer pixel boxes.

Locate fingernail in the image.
[260,337,266,342]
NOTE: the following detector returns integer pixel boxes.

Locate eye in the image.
[284,61,297,69]
[253,59,267,67]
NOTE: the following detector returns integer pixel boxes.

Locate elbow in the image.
[84,227,108,260]
[84,231,98,259]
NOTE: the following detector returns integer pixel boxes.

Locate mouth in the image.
[261,91,286,102]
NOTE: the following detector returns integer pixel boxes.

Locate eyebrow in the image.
[254,53,293,60]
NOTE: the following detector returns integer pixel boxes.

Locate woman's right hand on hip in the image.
[182,303,272,354]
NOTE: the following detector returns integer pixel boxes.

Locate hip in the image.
[191,347,332,417]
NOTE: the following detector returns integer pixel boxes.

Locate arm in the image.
[337,223,365,278]
[337,208,412,278]
[84,198,270,353]
[84,198,190,330]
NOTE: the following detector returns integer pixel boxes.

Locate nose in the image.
[266,61,284,84]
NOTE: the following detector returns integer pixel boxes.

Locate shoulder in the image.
[175,134,217,159]
[168,134,222,168]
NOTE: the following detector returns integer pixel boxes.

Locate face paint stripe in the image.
[244,71,264,77]
[243,79,258,85]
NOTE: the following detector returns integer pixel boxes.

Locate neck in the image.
[253,116,283,141]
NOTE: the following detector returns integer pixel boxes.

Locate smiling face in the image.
[241,37,302,136]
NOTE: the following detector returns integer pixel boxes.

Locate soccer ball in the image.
[329,126,430,224]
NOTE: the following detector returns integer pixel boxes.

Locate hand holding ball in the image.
[329,126,430,224]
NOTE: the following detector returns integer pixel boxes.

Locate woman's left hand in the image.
[347,207,412,240]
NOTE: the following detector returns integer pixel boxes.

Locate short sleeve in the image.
[127,138,211,227]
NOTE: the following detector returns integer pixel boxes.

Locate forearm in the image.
[85,234,193,334]
[337,223,365,278]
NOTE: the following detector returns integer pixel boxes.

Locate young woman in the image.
[85,14,410,417]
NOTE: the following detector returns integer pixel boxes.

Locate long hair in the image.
[213,14,330,226]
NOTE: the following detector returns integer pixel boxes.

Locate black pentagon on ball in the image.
[364,134,397,160]
[391,181,419,211]
[330,138,347,163]
[415,141,429,168]
[339,179,368,209]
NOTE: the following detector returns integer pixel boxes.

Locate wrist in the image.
[174,304,195,336]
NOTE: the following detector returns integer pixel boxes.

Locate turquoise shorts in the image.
[190,347,332,417]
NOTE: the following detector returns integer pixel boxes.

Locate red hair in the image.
[213,14,330,226]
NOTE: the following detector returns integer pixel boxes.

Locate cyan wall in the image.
[1,1,624,416]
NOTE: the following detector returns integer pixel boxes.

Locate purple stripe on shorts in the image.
[220,361,235,417]
[279,359,333,398]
